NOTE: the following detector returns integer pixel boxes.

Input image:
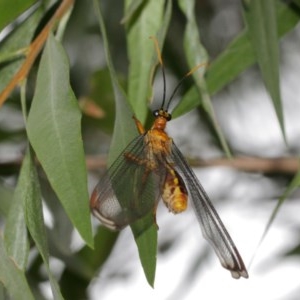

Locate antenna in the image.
[165,62,207,111]
[150,36,207,112]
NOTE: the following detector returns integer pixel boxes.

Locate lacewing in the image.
[90,37,248,279]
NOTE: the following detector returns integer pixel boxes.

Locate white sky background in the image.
[89,19,300,300]
[89,171,300,300]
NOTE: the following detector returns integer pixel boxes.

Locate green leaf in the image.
[0,184,13,217]
[131,215,157,287]
[125,0,166,123]
[253,165,300,261]
[19,148,64,299]
[293,0,300,9]
[121,0,146,24]
[243,0,285,141]
[177,0,231,157]
[93,0,158,287]
[86,69,116,134]
[0,236,34,300]
[4,75,28,271]
[59,226,119,299]
[92,0,136,164]
[128,1,172,285]
[40,176,75,256]
[0,0,37,32]
[79,226,118,272]
[0,283,6,299]
[173,2,300,118]
[147,0,172,103]
[0,6,43,94]
[4,181,29,270]
[26,33,93,248]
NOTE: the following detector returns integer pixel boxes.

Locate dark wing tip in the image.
[220,252,249,279]
[230,268,249,279]
[90,188,125,231]
[91,208,124,231]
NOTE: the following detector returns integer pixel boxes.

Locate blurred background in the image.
[1,0,300,299]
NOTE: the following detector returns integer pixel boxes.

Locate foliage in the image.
[0,0,300,299]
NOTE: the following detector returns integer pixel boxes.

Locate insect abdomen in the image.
[162,168,188,214]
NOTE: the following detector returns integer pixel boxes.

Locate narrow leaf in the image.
[293,0,300,8]
[177,0,231,157]
[121,0,146,24]
[125,0,172,285]
[0,283,6,299]
[20,148,64,299]
[148,0,172,101]
[4,182,29,270]
[40,176,74,256]
[0,0,37,32]
[92,0,136,164]
[4,77,28,271]
[131,215,157,287]
[173,2,300,117]
[93,0,158,286]
[0,236,34,300]
[26,33,93,247]
[250,165,300,267]
[79,227,118,272]
[243,0,285,141]
[125,0,166,123]
[59,226,119,297]
[264,169,300,238]
[0,184,13,217]
[128,0,172,286]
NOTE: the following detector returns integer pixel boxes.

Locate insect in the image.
[90,37,248,279]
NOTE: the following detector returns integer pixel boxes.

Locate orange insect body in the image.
[132,111,188,214]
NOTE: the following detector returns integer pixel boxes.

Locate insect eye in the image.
[153,109,172,121]
[166,113,172,121]
[153,110,159,117]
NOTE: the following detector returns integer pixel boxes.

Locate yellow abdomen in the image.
[162,168,188,214]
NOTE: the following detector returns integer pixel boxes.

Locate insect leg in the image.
[132,115,146,134]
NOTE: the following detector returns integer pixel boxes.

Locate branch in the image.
[189,156,299,174]
[1,155,299,175]
[85,155,299,174]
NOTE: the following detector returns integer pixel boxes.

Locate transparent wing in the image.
[169,142,248,279]
[90,135,166,230]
